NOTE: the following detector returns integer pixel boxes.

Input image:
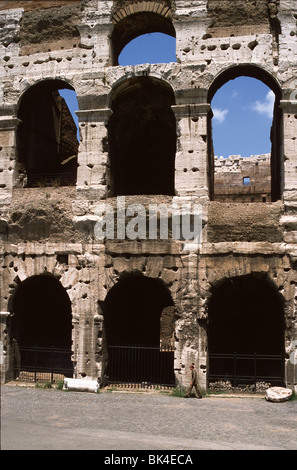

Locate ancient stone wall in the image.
[0,0,296,392]
[214,154,272,202]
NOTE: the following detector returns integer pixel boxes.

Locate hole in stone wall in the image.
[57,254,69,265]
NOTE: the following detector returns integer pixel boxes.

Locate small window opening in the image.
[56,254,69,265]
[243,177,250,186]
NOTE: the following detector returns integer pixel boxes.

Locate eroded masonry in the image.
[0,0,297,392]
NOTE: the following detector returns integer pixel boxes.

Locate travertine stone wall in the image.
[0,0,296,391]
[214,154,272,202]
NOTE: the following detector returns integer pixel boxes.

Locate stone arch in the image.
[16,79,79,188]
[207,273,285,387]
[107,76,177,196]
[207,64,283,202]
[9,273,73,379]
[103,272,174,346]
[10,273,73,349]
[101,272,175,385]
[111,1,175,65]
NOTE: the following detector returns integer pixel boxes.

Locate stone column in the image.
[0,311,11,384]
[280,100,297,203]
[172,103,211,202]
[0,116,19,206]
[80,0,114,66]
[174,1,208,64]
[76,108,112,199]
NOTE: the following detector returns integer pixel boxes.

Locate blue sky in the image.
[60,33,274,159]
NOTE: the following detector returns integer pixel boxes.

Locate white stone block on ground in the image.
[265,387,292,403]
[63,378,99,393]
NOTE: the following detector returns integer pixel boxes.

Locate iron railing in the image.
[107,344,175,387]
[208,352,284,390]
[14,345,73,384]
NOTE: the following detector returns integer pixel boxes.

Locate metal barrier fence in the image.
[208,352,284,390]
[107,345,175,387]
[14,345,73,384]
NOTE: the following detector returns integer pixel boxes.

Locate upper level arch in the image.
[107,75,177,196]
[207,65,283,202]
[111,1,175,65]
[208,64,282,103]
[16,79,79,188]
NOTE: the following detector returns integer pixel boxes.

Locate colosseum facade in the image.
[0,0,296,393]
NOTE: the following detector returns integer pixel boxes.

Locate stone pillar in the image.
[172,103,211,201]
[76,108,112,199]
[0,116,19,206]
[0,311,11,384]
[280,100,297,203]
[174,1,208,64]
[80,0,114,66]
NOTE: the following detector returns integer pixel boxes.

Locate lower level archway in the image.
[103,274,175,386]
[207,274,285,389]
[10,274,73,380]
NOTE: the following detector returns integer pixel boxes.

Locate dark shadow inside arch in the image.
[207,65,283,202]
[207,273,285,387]
[10,274,73,377]
[111,11,176,65]
[107,76,176,196]
[103,274,174,346]
[17,80,79,188]
[102,274,175,385]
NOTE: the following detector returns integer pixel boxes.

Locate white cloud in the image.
[252,90,275,119]
[213,108,229,123]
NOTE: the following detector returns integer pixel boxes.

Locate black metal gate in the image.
[208,352,284,390]
[107,345,175,387]
[14,345,73,383]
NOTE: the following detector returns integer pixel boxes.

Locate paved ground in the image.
[1,384,297,451]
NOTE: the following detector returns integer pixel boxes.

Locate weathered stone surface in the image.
[0,0,296,392]
[265,387,293,403]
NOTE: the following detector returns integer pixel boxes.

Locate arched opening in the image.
[103,274,175,385]
[208,66,282,202]
[111,11,176,66]
[208,274,285,389]
[17,80,79,188]
[107,76,176,196]
[10,274,73,380]
[118,32,176,66]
